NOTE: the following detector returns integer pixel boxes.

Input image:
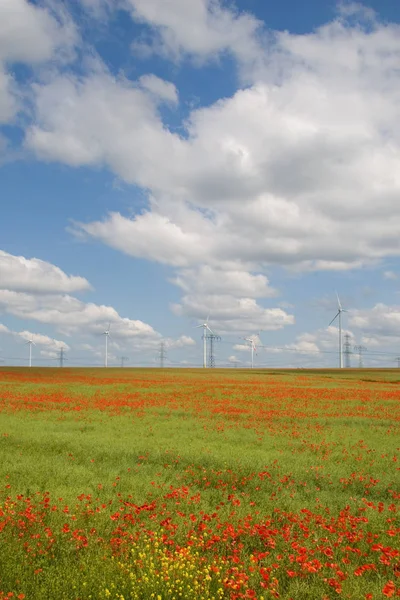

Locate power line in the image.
[2,334,400,369]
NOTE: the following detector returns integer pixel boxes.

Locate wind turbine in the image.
[195,317,213,368]
[25,338,36,368]
[329,292,347,369]
[102,323,111,368]
[243,335,259,369]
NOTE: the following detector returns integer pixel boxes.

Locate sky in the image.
[2,0,400,369]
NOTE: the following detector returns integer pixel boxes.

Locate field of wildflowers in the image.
[0,367,399,599]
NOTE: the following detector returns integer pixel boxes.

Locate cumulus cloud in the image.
[138,74,179,105]
[0,65,16,123]
[172,266,277,298]
[0,323,69,353]
[6,1,400,358]
[258,327,356,362]
[0,250,91,294]
[350,303,400,338]
[0,0,76,64]
[0,0,77,124]
[18,330,70,351]
[0,323,10,335]
[166,335,196,349]
[228,355,241,364]
[383,270,398,281]
[172,295,294,334]
[24,7,400,283]
[74,209,207,268]
[233,344,250,352]
[0,289,159,339]
[128,0,263,70]
[26,71,183,187]
[0,251,191,359]
[79,0,117,18]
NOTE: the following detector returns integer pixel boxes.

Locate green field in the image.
[0,368,399,599]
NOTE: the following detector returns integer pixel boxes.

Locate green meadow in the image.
[0,368,399,599]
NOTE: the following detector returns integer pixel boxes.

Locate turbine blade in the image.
[329,312,340,326]
[336,291,342,311]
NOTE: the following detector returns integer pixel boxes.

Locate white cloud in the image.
[383,270,398,281]
[18,329,70,351]
[0,65,16,123]
[0,323,10,335]
[74,209,207,268]
[24,9,400,280]
[233,344,250,352]
[128,0,263,69]
[350,303,400,338]
[0,0,76,64]
[0,289,159,340]
[284,335,321,355]
[172,295,294,334]
[172,266,277,298]
[166,335,196,349]
[10,3,400,352]
[336,2,376,21]
[79,0,117,18]
[260,328,355,361]
[228,355,241,364]
[26,71,183,187]
[138,74,178,105]
[0,322,69,352]
[0,250,91,294]
[0,0,77,125]
[0,250,192,360]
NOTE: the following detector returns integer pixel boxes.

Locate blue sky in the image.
[2,0,400,368]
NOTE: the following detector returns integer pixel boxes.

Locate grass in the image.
[0,367,399,599]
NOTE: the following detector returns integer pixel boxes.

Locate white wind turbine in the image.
[195,317,213,368]
[243,334,259,369]
[329,292,347,369]
[102,323,111,368]
[25,338,36,368]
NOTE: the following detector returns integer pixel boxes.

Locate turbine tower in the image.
[196,317,213,368]
[25,338,36,368]
[244,335,258,369]
[329,293,347,369]
[343,333,352,368]
[102,323,111,368]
